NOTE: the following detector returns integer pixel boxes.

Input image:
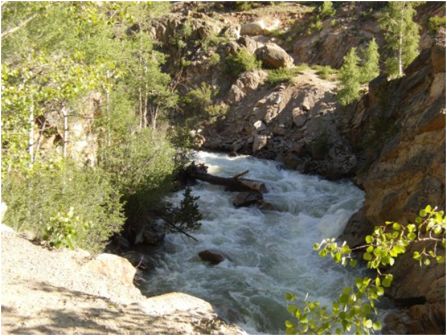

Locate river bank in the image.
[0,224,245,335]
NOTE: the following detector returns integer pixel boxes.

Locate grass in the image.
[266,64,311,86]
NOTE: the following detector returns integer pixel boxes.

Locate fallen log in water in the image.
[185,162,267,193]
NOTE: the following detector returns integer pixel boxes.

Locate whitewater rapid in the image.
[143,151,365,334]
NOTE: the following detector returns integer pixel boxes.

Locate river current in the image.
[143,151,365,334]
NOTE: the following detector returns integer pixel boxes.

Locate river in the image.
[143,151,365,334]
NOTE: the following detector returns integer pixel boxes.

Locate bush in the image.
[3,160,124,253]
[313,65,338,80]
[428,16,446,36]
[267,65,309,85]
[225,49,261,77]
[99,127,175,200]
[319,1,336,18]
[183,82,216,117]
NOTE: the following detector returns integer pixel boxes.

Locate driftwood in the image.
[185,162,267,193]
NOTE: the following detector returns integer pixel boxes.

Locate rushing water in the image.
[143,151,365,334]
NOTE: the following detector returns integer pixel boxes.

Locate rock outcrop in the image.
[340,33,446,334]
[203,69,357,179]
[1,228,245,335]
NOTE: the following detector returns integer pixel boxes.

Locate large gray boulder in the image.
[255,43,294,69]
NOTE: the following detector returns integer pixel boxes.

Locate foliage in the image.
[428,16,446,36]
[319,2,336,18]
[44,207,84,249]
[209,52,221,66]
[313,65,338,80]
[225,49,261,77]
[3,160,125,253]
[267,65,309,85]
[285,206,446,334]
[98,128,175,199]
[337,48,362,106]
[183,83,216,116]
[379,2,421,78]
[167,187,203,232]
[360,38,380,84]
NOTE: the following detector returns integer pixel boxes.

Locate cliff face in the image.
[340,32,446,334]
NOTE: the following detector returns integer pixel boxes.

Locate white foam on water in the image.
[143,151,365,334]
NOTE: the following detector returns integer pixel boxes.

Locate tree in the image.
[285,206,446,334]
[360,38,380,83]
[379,2,420,78]
[337,48,361,106]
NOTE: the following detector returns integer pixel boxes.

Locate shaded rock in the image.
[134,222,165,246]
[198,250,225,265]
[232,191,263,208]
[255,43,294,69]
[252,134,268,152]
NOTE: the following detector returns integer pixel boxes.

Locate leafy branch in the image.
[285,206,446,335]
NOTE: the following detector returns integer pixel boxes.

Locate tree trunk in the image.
[398,7,404,77]
[28,98,34,167]
[185,162,267,193]
[62,106,69,158]
[33,117,47,163]
[139,87,143,129]
[106,88,111,146]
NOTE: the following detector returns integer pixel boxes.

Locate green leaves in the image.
[286,206,445,335]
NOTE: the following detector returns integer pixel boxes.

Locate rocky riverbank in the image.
[0,225,245,335]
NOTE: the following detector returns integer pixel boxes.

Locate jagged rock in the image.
[227,70,268,104]
[240,18,281,36]
[232,191,263,208]
[237,36,259,54]
[252,134,268,152]
[253,120,266,131]
[134,222,166,246]
[198,249,226,265]
[255,43,294,69]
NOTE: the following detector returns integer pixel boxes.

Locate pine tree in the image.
[360,38,380,84]
[337,48,361,106]
[379,2,420,78]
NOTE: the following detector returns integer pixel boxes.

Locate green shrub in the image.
[166,187,202,232]
[319,1,336,18]
[99,127,175,200]
[225,49,261,77]
[267,65,309,86]
[313,65,338,80]
[428,16,446,36]
[3,160,124,253]
[209,52,221,66]
[183,82,216,117]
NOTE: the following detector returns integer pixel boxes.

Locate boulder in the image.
[198,250,226,265]
[240,18,281,36]
[255,43,294,69]
[252,134,268,152]
[85,253,136,288]
[227,70,268,104]
[253,120,266,132]
[232,191,263,208]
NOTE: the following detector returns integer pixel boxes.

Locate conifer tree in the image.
[360,38,380,84]
[379,2,420,78]
[337,47,361,106]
